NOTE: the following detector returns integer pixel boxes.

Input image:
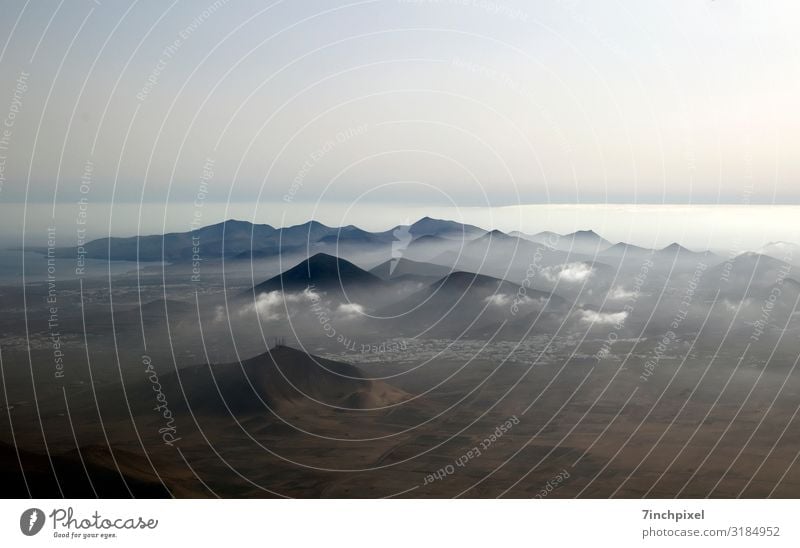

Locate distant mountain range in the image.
[48,216,800,269]
[52,217,487,262]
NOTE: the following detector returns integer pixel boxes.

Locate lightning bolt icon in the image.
[28,510,38,532]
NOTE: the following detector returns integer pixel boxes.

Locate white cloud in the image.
[249,291,286,320]
[336,302,365,319]
[579,309,628,326]
[609,286,636,300]
[214,305,226,323]
[484,294,513,307]
[722,298,753,314]
[543,262,594,283]
[245,288,321,320]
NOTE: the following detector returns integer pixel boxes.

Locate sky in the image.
[0,0,798,241]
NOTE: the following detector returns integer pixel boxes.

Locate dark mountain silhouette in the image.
[454,229,532,257]
[0,442,172,498]
[240,220,346,257]
[380,271,519,314]
[408,216,486,240]
[169,346,408,412]
[479,229,517,241]
[557,229,612,254]
[462,229,532,252]
[233,221,377,260]
[52,217,485,264]
[512,229,557,240]
[316,229,392,247]
[276,223,394,249]
[660,242,692,254]
[430,271,524,294]
[251,253,383,294]
[656,242,715,261]
[431,230,575,279]
[50,219,391,263]
[508,230,565,249]
[55,219,277,262]
[378,271,562,337]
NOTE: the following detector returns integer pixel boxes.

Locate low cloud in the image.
[245,288,320,320]
[608,286,636,300]
[579,309,628,325]
[721,298,753,314]
[214,305,226,323]
[484,294,513,307]
[336,302,365,319]
[543,262,594,283]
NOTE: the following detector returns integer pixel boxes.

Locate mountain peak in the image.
[470,229,518,246]
[606,241,651,252]
[180,347,408,413]
[409,217,486,239]
[410,216,452,230]
[305,252,343,264]
[196,219,274,234]
[661,242,691,253]
[286,219,332,230]
[252,253,382,294]
[569,229,601,238]
[558,229,611,252]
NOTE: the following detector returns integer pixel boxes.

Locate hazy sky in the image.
[0,0,798,230]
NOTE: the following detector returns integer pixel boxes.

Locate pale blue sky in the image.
[0,0,798,219]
